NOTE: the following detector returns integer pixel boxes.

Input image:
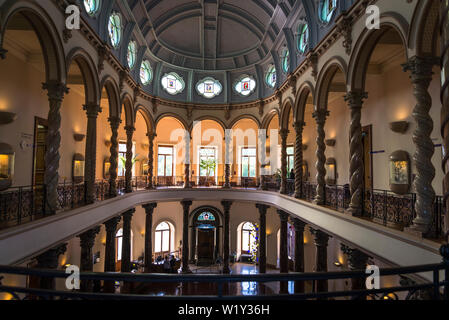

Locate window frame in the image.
[240,147,257,178]
[140,60,153,86]
[83,0,101,17]
[108,12,122,48]
[297,23,309,54]
[157,145,174,177]
[127,41,137,69]
[241,222,256,255]
[154,222,171,256]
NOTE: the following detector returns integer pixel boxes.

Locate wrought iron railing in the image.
[0,252,448,300]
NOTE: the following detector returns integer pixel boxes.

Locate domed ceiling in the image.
[137,0,295,71]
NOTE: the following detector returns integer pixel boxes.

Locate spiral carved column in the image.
[256,204,269,274]
[42,81,69,214]
[223,130,232,188]
[279,128,289,195]
[104,216,121,293]
[108,117,121,197]
[403,56,438,234]
[345,91,367,217]
[84,104,102,204]
[124,126,135,193]
[441,0,449,239]
[78,226,100,292]
[181,200,193,273]
[310,228,330,296]
[341,244,371,297]
[121,208,135,273]
[313,110,329,205]
[146,133,156,189]
[143,202,157,272]
[294,121,305,199]
[222,200,233,274]
[184,132,191,188]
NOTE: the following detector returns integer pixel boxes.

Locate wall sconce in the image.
[334,261,342,267]
[74,133,86,142]
[302,144,308,151]
[105,140,111,148]
[389,150,410,195]
[140,231,145,237]
[72,153,85,184]
[0,143,15,191]
[0,111,17,125]
[389,121,409,134]
[302,161,309,181]
[325,158,337,185]
[103,158,111,179]
[325,139,336,147]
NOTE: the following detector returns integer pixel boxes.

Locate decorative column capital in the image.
[341,244,371,270]
[293,218,306,232]
[402,56,439,80]
[104,216,121,233]
[146,132,157,140]
[122,208,135,220]
[83,103,102,118]
[181,200,193,210]
[108,116,122,129]
[256,203,270,215]
[279,128,289,140]
[125,126,136,135]
[143,202,157,214]
[344,90,368,109]
[277,209,289,222]
[310,228,330,247]
[293,121,306,132]
[288,74,297,96]
[42,81,69,101]
[312,109,329,123]
[221,200,233,211]
[36,243,68,269]
[78,226,101,250]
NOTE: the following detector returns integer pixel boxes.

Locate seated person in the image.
[163,256,171,273]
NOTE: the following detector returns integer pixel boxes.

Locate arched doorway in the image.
[236,221,258,263]
[190,206,222,265]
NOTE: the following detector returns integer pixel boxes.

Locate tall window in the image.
[158,146,174,177]
[319,0,337,24]
[199,147,216,177]
[127,41,137,69]
[116,228,123,261]
[234,75,257,96]
[265,65,277,88]
[118,142,136,177]
[108,13,122,48]
[241,147,257,178]
[241,222,257,255]
[140,60,153,85]
[281,49,290,73]
[297,24,309,53]
[155,222,171,255]
[287,146,294,174]
[84,0,100,16]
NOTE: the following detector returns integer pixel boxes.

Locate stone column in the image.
[403,56,439,234]
[124,126,135,193]
[78,226,100,292]
[223,129,232,188]
[256,204,269,274]
[341,244,371,296]
[121,208,135,273]
[184,131,191,188]
[278,210,289,293]
[258,129,268,190]
[143,202,157,272]
[35,243,67,291]
[293,121,305,199]
[108,117,121,197]
[279,129,289,194]
[42,81,69,214]
[104,216,121,292]
[181,200,193,273]
[222,200,233,273]
[313,110,329,205]
[84,103,102,204]
[146,133,156,189]
[441,0,449,239]
[344,91,367,217]
[293,218,306,293]
[310,228,330,294]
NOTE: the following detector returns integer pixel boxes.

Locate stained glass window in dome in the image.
[282,49,290,73]
[298,24,309,53]
[161,72,185,95]
[196,77,223,99]
[198,212,216,222]
[127,41,137,69]
[84,0,100,16]
[140,60,153,85]
[108,13,122,48]
[265,65,277,88]
[234,75,256,96]
[319,0,337,23]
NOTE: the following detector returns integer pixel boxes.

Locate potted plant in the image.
[199,158,216,186]
[119,154,140,175]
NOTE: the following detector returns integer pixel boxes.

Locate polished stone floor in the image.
[132,263,304,296]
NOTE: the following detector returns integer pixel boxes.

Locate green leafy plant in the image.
[119,154,140,169]
[200,159,216,180]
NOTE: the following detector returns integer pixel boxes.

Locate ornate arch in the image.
[121,93,135,127]
[155,113,189,131]
[135,105,155,135]
[0,1,66,83]
[408,0,439,57]
[294,81,315,123]
[66,47,101,105]
[189,206,223,225]
[315,56,347,110]
[192,116,227,133]
[348,13,409,91]
[229,114,261,129]
[100,75,121,118]
[261,108,280,130]
[280,97,294,130]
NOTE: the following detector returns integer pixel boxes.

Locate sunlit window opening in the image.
[83,0,100,16]
[241,222,257,254]
[319,0,337,23]
[297,23,309,53]
[161,72,185,95]
[241,147,257,178]
[196,77,222,99]
[127,41,137,69]
[265,65,277,88]
[281,48,290,73]
[157,146,174,177]
[108,13,122,48]
[118,142,136,177]
[140,60,153,85]
[155,222,171,254]
[234,75,256,96]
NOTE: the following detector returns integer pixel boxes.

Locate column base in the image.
[222,184,231,189]
[346,207,362,217]
[222,266,231,274]
[404,217,431,238]
[181,267,192,274]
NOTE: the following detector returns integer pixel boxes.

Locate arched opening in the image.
[155,116,186,186]
[115,227,134,271]
[154,221,175,258]
[236,221,258,263]
[133,109,154,189]
[191,120,224,186]
[231,118,260,187]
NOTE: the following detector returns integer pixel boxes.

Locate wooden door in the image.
[33,118,48,186]
[197,229,215,260]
